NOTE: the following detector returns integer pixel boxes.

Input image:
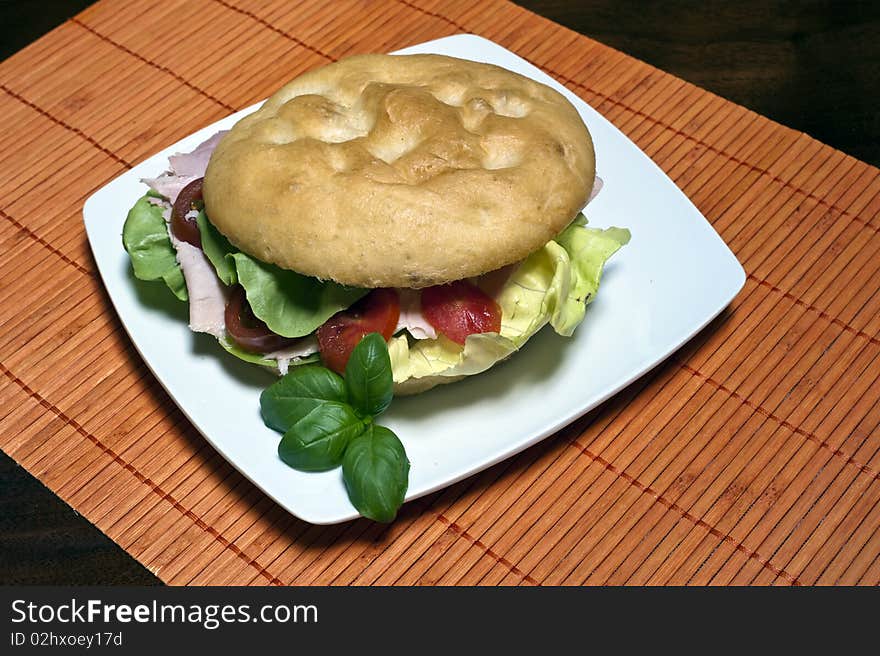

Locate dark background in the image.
[1,1,877,585]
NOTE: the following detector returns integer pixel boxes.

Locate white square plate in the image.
[83,34,744,524]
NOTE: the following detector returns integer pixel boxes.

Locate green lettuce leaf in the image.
[228,252,369,339]
[390,215,629,385]
[219,336,320,369]
[495,218,630,341]
[122,194,188,301]
[389,333,517,383]
[552,221,631,336]
[218,337,277,368]
[196,210,237,285]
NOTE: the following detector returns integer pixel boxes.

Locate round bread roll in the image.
[204,54,595,288]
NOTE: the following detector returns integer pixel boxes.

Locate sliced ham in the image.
[171,234,228,338]
[142,173,198,205]
[267,336,321,375]
[168,131,228,177]
[587,175,603,204]
[141,131,227,204]
[395,288,436,340]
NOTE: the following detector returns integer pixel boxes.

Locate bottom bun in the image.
[393,375,467,396]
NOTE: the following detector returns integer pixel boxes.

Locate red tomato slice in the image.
[170,177,204,247]
[225,285,297,353]
[421,280,502,345]
[316,288,400,374]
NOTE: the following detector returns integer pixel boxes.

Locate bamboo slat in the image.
[1,0,878,586]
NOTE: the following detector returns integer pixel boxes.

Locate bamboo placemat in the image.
[1,0,878,586]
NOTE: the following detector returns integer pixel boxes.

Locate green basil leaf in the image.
[228,252,368,338]
[345,332,393,417]
[278,402,364,472]
[342,425,409,522]
[122,194,188,301]
[196,210,237,285]
[260,365,348,433]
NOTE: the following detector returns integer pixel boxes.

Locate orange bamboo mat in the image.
[1,0,878,586]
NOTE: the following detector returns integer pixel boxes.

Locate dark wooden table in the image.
[1,0,877,585]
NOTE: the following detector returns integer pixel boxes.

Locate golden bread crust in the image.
[203,54,595,288]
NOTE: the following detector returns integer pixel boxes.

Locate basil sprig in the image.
[260,333,409,522]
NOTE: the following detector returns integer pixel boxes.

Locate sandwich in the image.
[123,54,630,395]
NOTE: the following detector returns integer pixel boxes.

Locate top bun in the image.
[203,54,595,288]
